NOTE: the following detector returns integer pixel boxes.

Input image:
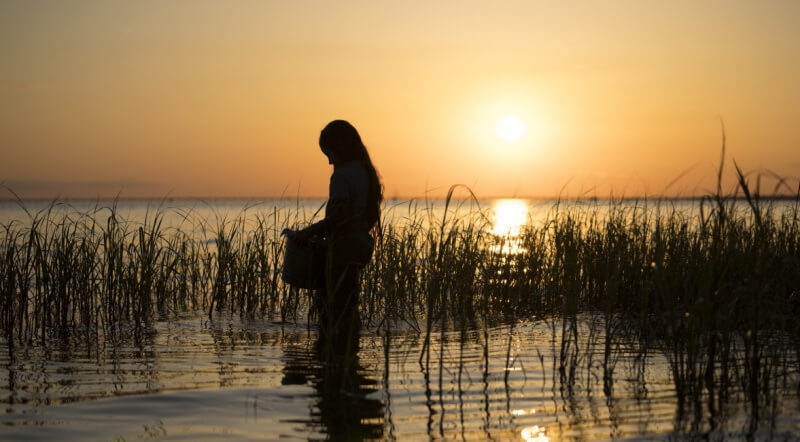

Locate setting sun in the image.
[496,116,526,142]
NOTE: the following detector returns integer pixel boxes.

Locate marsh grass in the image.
[2,161,800,436]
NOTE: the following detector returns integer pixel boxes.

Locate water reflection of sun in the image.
[490,199,529,255]
[491,199,528,236]
[520,425,549,441]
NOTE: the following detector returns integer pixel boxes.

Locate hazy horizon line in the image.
[2,193,798,203]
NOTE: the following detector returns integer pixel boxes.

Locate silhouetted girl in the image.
[289,120,382,345]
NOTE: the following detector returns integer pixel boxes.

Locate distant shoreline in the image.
[1,194,798,203]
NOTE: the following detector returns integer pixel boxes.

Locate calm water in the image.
[3,312,798,440]
[2,198,799,440]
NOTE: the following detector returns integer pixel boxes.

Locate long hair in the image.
[319,120,383,233]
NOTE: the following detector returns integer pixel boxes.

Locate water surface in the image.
[3,311,799,440]
[2,198,799,440]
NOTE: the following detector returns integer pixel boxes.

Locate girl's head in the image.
[319,120,383,232]
[319,120,364,163]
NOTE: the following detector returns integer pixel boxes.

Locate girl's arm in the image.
[295,171,350,239]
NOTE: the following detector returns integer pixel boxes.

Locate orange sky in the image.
[2,1,799,199]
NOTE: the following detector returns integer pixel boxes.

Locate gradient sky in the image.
[2,1,799,199]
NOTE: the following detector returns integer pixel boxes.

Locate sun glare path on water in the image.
[490,199,529,255]
[520,425,550,442]
[491,199,528,236]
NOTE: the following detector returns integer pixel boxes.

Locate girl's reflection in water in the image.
[281,324,384,440]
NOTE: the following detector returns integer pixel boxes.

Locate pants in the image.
[315,231,373,348]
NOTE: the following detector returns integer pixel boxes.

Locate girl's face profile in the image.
[321,145,335,165]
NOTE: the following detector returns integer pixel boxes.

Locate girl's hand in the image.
[293,229,313,243]
[284,228,315,245]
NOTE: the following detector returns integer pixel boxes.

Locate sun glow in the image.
[496,115,525,142]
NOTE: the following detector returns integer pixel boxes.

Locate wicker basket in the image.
[281,236,325,289]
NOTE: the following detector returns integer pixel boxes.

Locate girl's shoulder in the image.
[334,161,367,178]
